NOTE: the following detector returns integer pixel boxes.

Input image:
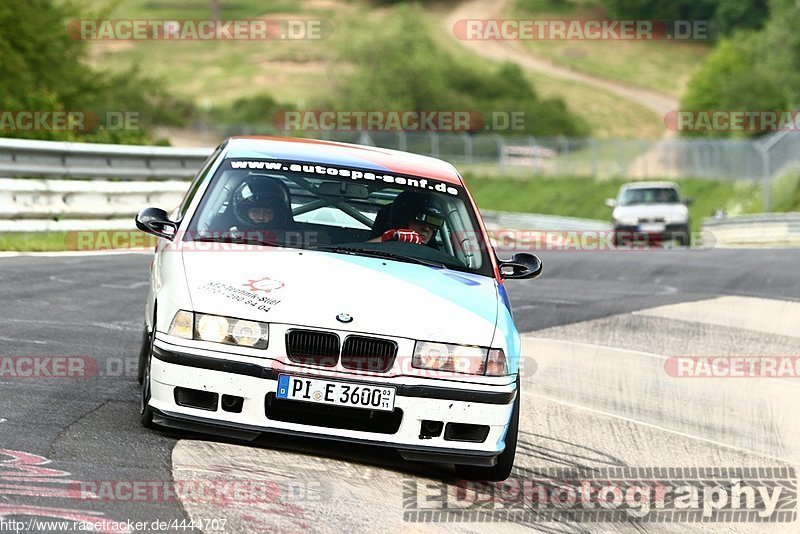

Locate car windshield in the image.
[184,158,493,276]
[619,187,680,206]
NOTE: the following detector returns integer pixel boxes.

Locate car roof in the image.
[621,181,680,190]
[224,136,463,185]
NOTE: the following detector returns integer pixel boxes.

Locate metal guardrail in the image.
[702,213,800,247]
[481,210,610,231]
[0,137,797,247]
[0,178,187,218]
[0,137,212,180]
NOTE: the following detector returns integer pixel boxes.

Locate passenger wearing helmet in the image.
[378,191,445,245]
[230,177,291,234]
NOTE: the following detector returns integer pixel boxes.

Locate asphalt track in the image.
[0,248,798,533]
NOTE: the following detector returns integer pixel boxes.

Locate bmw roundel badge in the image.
[336,313,353,323]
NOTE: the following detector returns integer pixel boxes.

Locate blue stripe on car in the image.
[321,252,498,325]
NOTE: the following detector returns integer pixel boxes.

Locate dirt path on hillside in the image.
[444,0,678,118]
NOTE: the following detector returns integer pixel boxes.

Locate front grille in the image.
[265,393,402,434]
[286,329,339,367]
[341,336,398,372]
[638,217,666,223]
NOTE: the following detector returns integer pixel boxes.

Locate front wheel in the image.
[136,326,149,385]
[139,324,156,428]
[454,385,520,481]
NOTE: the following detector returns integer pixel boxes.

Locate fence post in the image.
[590,138,598,178]
[640,139,648,178]
[559,137,569,176]
[497,135,506,175]
[398,131,407,152]
[358,131,374,146]
[462,133,473,165]
[527,136,537,173]
[756,144,771,212]
[428,132,439,158]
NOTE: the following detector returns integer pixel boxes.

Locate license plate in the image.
[276,374,395,412]
[639,223,665,233]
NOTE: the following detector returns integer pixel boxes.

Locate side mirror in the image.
[498,252,542,280]
[136,207,177,240]
[684,197,694,206]
[605,198,617,208]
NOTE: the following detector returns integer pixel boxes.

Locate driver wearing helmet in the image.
[230,177,291,234]
[378,192,445,245]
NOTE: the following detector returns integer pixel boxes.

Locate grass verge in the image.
[509,0,711,98]
[0,230,156,252]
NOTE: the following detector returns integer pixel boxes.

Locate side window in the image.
[175,145,223,221]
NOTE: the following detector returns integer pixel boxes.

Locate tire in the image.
[676,228,691,247]
[454,383,520,482]
[612,230,624,247]
[139,314,156,428]
[136,325,149,385]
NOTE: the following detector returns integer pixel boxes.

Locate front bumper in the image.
[147,338,517,466]
[613,224,689,241]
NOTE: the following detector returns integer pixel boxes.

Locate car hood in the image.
[180,247,500,346]
[613,203,688,220]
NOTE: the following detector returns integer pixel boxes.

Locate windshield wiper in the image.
[311,245,447,269]
[192,235,283,247]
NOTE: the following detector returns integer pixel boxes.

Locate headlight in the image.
[665,214,689,224]
[412,341,490,375]
[197,314,229,342]
[613,216,638,226]
[168,311,269,348]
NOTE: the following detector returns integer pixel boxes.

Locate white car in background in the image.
[606,181,693,246]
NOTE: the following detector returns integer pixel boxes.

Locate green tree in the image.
[680,0,800,137]
[327,5,587,136]
[0,0,192,143]
[601,0,768,36]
